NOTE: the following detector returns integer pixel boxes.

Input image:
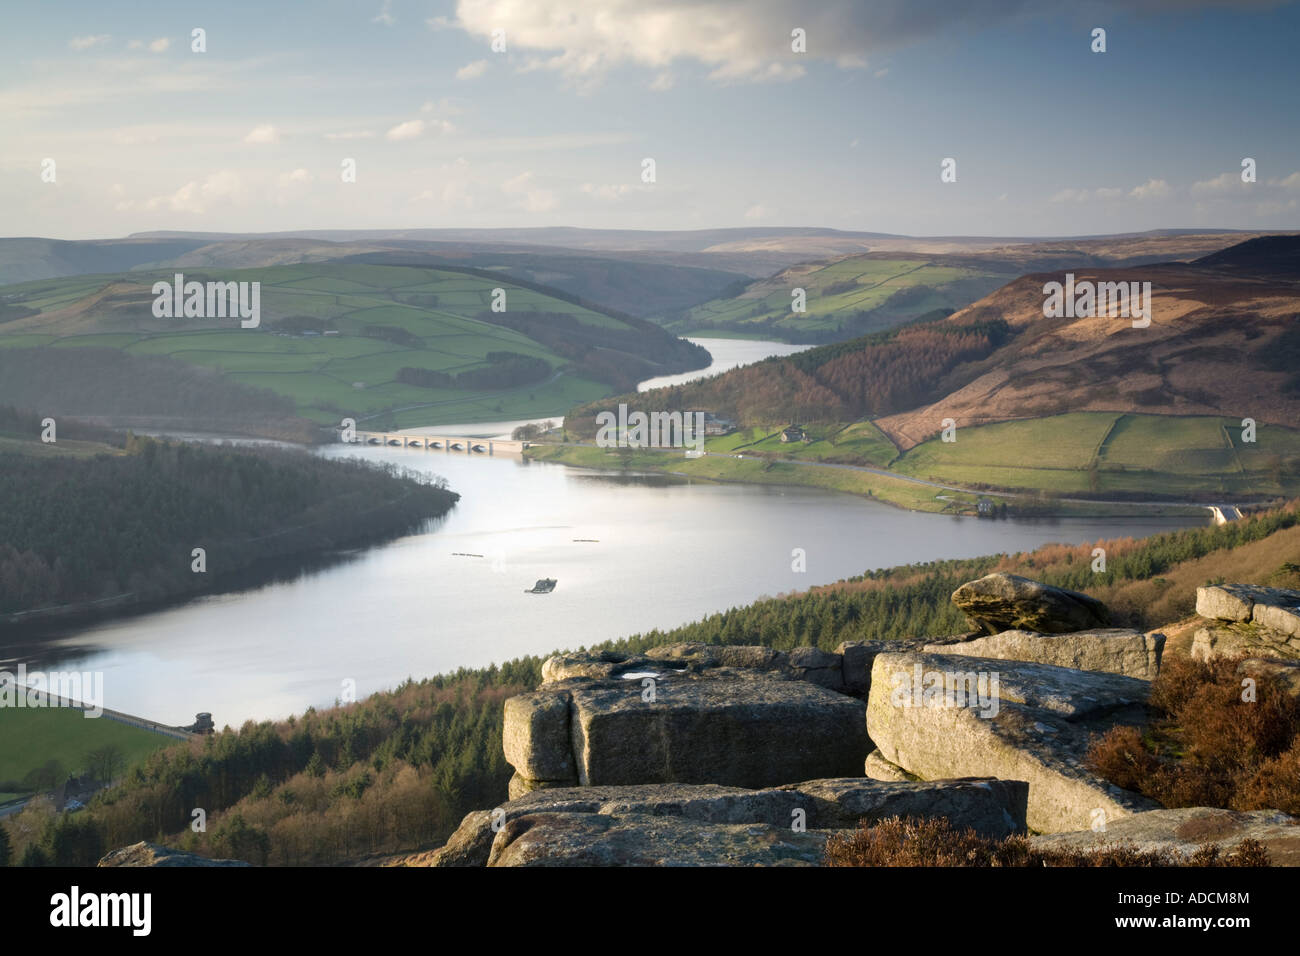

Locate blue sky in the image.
[2,0,1297,239]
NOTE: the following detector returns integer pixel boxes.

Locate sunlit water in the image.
[5,339,1207,725]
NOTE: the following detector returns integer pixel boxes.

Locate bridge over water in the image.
[347,430,528,455]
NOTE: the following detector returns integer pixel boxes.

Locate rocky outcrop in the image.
[98,842,251,867]
[864,748,918,782]
[429,776,1029,866]
[951,572,1110,635]
[1237,657,1300,700]
[1192,585,1300,660]
[1192,623,1300,661]
[1197,584,1300,630]
[506,658,869,794]
[1032,808,1300,866]
[925,628,1165,680]
[866,651,1159,833]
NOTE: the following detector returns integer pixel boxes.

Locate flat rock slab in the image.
[952,572,1109,635]
[867,651,1158,834]
[431,776,1029,866]
[836,637,951,695]
[505,667,869,792]
[925,628,1165,680]
[1032,808,1300,866]
[488,812,829,867]
[1198,584,1300,636]
[569,669,868,788]
[876,651,1150,721]
[99,842,250,867]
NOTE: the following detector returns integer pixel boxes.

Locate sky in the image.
[2,0,1298,240]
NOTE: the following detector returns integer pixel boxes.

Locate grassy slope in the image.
[672,255,1006,339]
[529,407,1288,514]
[0,707,175,789]
[0,263,655,426]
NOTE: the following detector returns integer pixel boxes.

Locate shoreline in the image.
[524,442,1215,519]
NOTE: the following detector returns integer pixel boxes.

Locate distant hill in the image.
[0,261,709,429]
[1192,234,1300,276]
[0,237,212,285]
[560,234,1300,503]
[669,253,1013,343]
[876,236,1300,449]
[0,236,749,318]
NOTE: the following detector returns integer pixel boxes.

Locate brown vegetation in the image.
[823,815,1270,867]
[1087,654,1300,814]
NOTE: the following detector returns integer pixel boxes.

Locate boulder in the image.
[1191,624,1300,662]
[644,642,787,672]
[488,812,828,867]
[787,777,1027,834]
[866,651,1158,833]
[1031,808,1300,866]
[786,645,845,692]
[1197,584,1300,630]
[502,690,577,787]
[951,573,1110,634]
[1237,658,1300,700]
[836,638,941,696]
[429,776,1030,866]
[864,748,918,782]
[925,628,1165,680]
[98,842,250,867]
[564,668,868,788]
[424,810,496,867]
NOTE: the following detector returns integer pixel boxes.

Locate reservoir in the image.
[6,338,1207,725]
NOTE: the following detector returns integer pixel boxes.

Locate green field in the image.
[0,262,673,426]
[0,707,177,792]
[893,413,1300,498]
[529,410,1296,515]
[671,256,1007,339]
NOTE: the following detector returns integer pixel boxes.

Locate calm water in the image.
[7,338,1207,725]
[637,337,811,392]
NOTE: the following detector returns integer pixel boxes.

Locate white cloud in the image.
[649,72,674,91]
[744,203,771,220]
[502,171,557,212]
[243,124,279,144]
[386,119,425,141]
[372,0,395,25]
[456,59,489,80]
[1130,178,1171,200]
[149,37,171,53]
[1051,186,1125,203]
[1049,187,1090,203]
[581,182,631,201]
[874,67,889,78]
[144,170,245,214]
[1275,171,1300,190]
[1190,171,1245,195]
[69,34,111,51]
[281,168,314,185]
[441,0,909,85]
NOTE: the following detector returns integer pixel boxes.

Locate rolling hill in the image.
[669,253,1012,342]
[559,234,1300,504]
[0,261,708,430]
